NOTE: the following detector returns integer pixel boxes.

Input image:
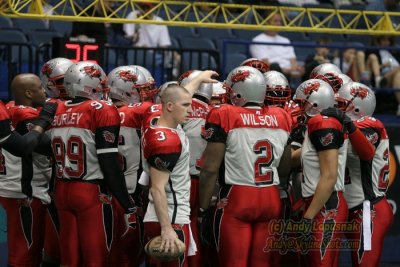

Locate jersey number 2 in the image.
[253,140,274,185]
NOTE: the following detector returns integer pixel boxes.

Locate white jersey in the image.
[182,98,209,176]
[203,105,292,187]
[301,115,348,198]
[47,100,121,181]
[344,117,390,209]
[118,104,142,194]
[142,124,191,224]
[0,105,52,202]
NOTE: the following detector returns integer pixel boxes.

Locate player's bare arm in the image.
[199,142,225,210]
[149,166,180,254]
[277,144,292,179]
[303,148,338,219]
[184,70,219,97]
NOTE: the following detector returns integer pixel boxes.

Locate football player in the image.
[324,82,393,267]
[293,79,349,267]
[199,66,292,267]
[47,61,135,266]
[0,73,55,267]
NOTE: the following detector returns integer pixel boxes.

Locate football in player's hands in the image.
[144,235,186,262]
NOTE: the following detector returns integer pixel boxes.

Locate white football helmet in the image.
[263,70,291,106]
[211,81,227,105]
[240,58,270,74]
[293,79,335,117]
[178,70,213,101]
[108,66,142,104]
[225,66,266,106]
[64,61,108,100]
[310,63,343,93]
[338,73,352,86]
[336,82,375,120]
[129,65,158,102]
[40,57,73,99]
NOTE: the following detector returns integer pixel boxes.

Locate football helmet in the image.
[211,81,227,105]
[64,61,108,100]
[335,82,375,120]
[293,79,335,117]
[310,63,343,93]
[225,66,266,106]
[338,73,352,86]
[40,57,73,99]
[108,66,142,104]
[178,70,213,101]
[263,70,291,106]
[129,65,158,102]
[240,58,270,73]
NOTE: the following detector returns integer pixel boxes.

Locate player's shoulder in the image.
[8,105,39,120]
[308,114,342,133]
[355,116,384,129]
[144,127,182,153]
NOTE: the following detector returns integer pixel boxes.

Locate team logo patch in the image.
[231,70,250,83]
[103,131,116,143]
[98,193,112,204]
[320,133,334,146]
[83,66,102,78]
[118,70,138,82]
[367,132,378,145]
[154,157,170,170]
[201,127,214,140]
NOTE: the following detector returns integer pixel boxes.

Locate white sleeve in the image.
[138,171,150,186]
[123,12,136,37]
[158,25,171,47]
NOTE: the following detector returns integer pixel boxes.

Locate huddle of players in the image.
[0,56,392,267]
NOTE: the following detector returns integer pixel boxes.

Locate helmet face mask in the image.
[129,65,158,102]
[225,66,266,107]
[310,63,343,93]
[64,61,108,100]
[264,70,291,106]
[40,57,73,99]
[240,58,270,74]
[294,79,335,117]
[335,82,375,120]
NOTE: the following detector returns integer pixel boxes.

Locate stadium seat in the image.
[13,18,47,33]
[281,32,309,42]
[233,29,261,41]
[0,17,13,28]
[294,41,317,62]
[29,30,63,46]
[169,26,198,39]
[170,37,180,49]
[197,27,235,40]
[223,53,247,75]
[50,20,73,37]
[179,37,216,50]
[181,52,218,72]
[216,39,249,55]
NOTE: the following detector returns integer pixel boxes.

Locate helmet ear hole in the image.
[236,93,242,99]
[313,103,318,108]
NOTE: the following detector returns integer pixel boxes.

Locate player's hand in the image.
[289,123,306,145]
[35,102,58,129]
[198,70,219,84]
[321,107,356,134]
[198,207,215,247]
[160,225,180,254]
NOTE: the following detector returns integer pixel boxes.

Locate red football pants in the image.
[43,201,60,263]
[346,197,393,267]
[54,180,114,267]
[213,184,282,267]
[302,191,349,267]
[144,222,190,267]
[188,176,201,267]
[0,196,46,267]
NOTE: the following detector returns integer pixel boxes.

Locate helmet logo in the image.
[178,70,194,84]
[41,63,53,77]
[350,87,369,99]
[303,81,320,95]
[231,70,250,83]
[118,70,138,83]
[83,66,102,78]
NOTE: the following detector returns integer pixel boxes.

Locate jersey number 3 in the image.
[253,140,274,185]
